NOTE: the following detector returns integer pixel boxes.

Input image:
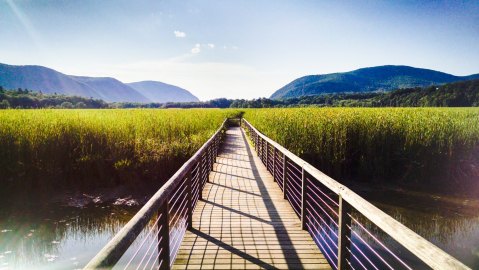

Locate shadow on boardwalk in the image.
[173,127,330,270]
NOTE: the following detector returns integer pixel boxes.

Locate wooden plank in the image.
[172,127,330,270]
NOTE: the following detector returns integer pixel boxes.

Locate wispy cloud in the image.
[207,43,215,49]
[173,30,186,38]
[191,44,201,54]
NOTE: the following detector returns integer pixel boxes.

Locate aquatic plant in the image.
[0,109,241,194]
[243,108,479,194]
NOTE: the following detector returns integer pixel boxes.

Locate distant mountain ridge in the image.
[0,63,198,103]
[270,65,479,99]
[127,81,199,103]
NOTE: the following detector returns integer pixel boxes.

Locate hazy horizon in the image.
[1,0,478,100]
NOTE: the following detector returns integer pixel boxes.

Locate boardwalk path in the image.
[173,127,330,269]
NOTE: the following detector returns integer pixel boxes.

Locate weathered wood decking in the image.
[173,127,330,270]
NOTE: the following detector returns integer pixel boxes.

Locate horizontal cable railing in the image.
[84,119,229,270]
[242,118,470,270]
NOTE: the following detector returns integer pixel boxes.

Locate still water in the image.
[0,189,478,269]
[0,204,145,270]
[356,187,479,269]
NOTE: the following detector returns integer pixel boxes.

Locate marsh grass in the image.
[0,109,241,197]
[244,108,479,194]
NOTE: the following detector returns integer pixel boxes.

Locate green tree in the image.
[60,101,74,108]
[75,102,87,108]
[0,100,10,109]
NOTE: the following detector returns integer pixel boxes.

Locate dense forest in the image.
[1,79,478,109]
[232,79,479,108]
[0,86,108,109]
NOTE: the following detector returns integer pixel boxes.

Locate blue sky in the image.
[1,0,478,100]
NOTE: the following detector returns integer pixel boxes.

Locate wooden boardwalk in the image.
[173,127,330,270]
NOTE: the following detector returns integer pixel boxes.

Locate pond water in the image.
[354,187,479,269]
[0,204,144,270]
[0,188,478,269]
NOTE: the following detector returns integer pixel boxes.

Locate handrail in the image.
[84,118,229,270]
[241,118,470,270]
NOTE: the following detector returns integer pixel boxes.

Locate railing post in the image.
[257,134,260,156]
[338,193,352,270]
[273,147,277,182]
[215,135,219,160]
[265,141,269,170]
[283,155,287,200]
[158,201,170,270]
[187,169,193,230]
[212,136,217,162]
[253,130,257,152]
[259,137,262,160]
[212,144,215,171]
[199,155,205,200]
[262,139,266,164]
[301,165,307,230]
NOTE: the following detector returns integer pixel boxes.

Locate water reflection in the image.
[316,188,479,269]
[375,201,479,269]
[0,204,141,270]
[1,189,478,269]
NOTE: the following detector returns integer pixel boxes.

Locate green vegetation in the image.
[113,79,479,109]
[0,87,108,108]
[269,65,479,99]
[244,108,479,194]
[232,79,479,108]
[2,79,478,109]
[0,109,240,197]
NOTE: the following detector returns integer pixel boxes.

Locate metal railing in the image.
[84,119,228,270]
[242,118,470,270]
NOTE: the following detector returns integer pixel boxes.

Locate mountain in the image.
[0,63,198,103]
[270,65,479,99]
[0,63,100,98]
[127,81,199,103]
[70,76,150,103]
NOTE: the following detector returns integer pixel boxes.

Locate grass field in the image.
[0,109,241,195]
[244,108,479,194]
[1,108,477,197]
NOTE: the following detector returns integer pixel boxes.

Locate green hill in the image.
[270,65,479,99]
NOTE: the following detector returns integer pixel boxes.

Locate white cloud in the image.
[173,30,186,38]
[191,44,201,54]
[207,43,215,49]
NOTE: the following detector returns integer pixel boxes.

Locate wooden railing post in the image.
[253,133,256,151]
[212,144,215,171]
[199,155,205,200]
[301,165,307,230]
[256,133,259,153]
[158,201,170,270]
[186,170,193,230]
[272,147,277,182]
[338,194,352,270]
[213,136,217,162]
[259,137,262,160]
[283,155,287,200]
[265,142,269,170]
[263,139,268,165]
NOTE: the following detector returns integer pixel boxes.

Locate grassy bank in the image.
[0,109,241,196]
[243,108,479,194]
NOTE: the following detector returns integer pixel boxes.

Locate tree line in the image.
[1,78,478,109]
[0,87,108,109]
